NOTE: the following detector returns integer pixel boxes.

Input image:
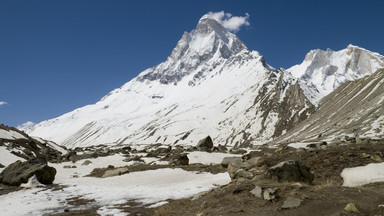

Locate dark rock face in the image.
[197,136,214,152]
[0,158,56,186]
[266,160,313,184]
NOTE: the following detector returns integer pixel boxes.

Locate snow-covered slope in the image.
[275,68,384,143]
[21,16,313,148]
[288,45,384,104]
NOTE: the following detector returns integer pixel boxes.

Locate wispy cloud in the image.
[0,101,7,107]
[204,11,250,32]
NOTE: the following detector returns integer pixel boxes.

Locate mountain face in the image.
[288,45,384,104]
[21,16,314,148]
[275,68,384,143]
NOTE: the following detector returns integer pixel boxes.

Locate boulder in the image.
[221,157,242,168]
[250,185,263,199]
[0,158,56,186]
[227,160,250,179]
[266,160,313,184]
[197,136,214,152]
[282,197,302,209]
[172,154,189,166]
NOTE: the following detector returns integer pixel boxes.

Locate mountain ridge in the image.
[18,15,384,148]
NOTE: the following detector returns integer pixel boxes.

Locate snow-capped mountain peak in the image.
[288,45,384,104]
[137,16,248,85]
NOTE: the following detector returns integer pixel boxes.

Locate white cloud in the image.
[204,11,250,32]
[0,101,7,107]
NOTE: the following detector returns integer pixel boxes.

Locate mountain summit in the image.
[137,17,248,85]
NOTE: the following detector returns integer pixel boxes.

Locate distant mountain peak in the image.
[288,45,384,104]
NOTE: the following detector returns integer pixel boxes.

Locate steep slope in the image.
[275,68,384,144]
[288,45,384,104]
[0,124,66,166]
[21,16,313,148]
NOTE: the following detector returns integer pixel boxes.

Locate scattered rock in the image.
[82,160,92,166]
[63,165,72,169]
[344,203,359,213]
[221,157,242,168]
[0,158,56,186]
[250,185,263,199]
[282,197,302,209]
[123,155,144,163]
[266,160,313,184]
[263,188,278,201]
[197,136,214,152]
[345,136,356,143]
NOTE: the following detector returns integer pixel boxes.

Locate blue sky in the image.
[1,0,383,127]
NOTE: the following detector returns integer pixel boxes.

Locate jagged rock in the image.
[82,160,92,165]
[263,188,278,201]
[0,163,4,168]
[250,185,263,199]
[197,136,214,152]
[221,157,242,168]
[0,158,56,186]
[266,160,313,184]
[344,203,359,213]
[282,197,302,209]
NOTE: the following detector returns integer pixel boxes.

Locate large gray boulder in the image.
[197,136,214,152]
[266,160,313,184]
[0,158,56,186]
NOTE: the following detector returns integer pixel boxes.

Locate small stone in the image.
[282,197,302,209]
[263,188,278,201]
[63,165,72,169]
[361,153,371,158]
[250,186,263,199]
[344,203,359,213]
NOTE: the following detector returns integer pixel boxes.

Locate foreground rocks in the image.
[0,158,56,186]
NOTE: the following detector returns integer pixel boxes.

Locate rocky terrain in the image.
[1,13,384,216]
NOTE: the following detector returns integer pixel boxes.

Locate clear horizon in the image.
[1,0,384,127]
